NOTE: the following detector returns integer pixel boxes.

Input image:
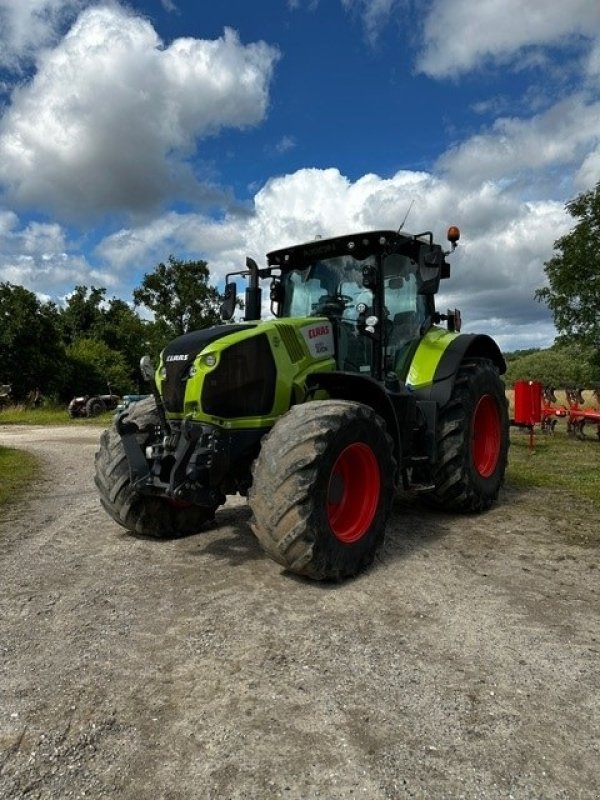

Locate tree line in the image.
[0,257,223,402]
[1,181,599,402]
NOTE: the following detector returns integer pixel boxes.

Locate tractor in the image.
[68,386,121,418]
[94,225,509,580]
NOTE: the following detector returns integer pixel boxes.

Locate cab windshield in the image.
[280,251,428,377]
[281,254,375,320]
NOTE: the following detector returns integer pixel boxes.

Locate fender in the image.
[304,371,408,480]
[407,328,506,407]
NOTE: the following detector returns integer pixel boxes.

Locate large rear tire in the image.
[94,397,218,538]
[423,359,509,512]
[249,400,396,580]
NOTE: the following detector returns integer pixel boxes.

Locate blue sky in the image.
[1,0,599,351]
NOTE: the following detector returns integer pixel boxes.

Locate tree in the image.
[59,285,107,345]
[0,282,67,400]
[536,183,600,360]
[101,298,155,388]
[504,342,599,387]
[66,338,130,395]
[133,256,222,338]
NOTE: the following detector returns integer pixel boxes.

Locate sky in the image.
[0,0,599,352]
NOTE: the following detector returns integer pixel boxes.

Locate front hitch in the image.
[115,413,226,507]
[115,413,151,483]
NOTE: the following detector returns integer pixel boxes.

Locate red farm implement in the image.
[565,387,600,440]
[511,380,542,450]
[541,385,568,432]
[511,382,600,447]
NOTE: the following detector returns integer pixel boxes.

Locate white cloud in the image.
[0,162,570,351]
[0,5,279,219]
[275,135,297,154]
[417,0,600,78]
[437,95,600,191]
[288,0,320,10]
[0,0,85,70]
[341,0,399,44]
[91,166,569,351]
[0,208,96,294]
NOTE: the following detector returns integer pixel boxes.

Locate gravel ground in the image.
[0,423,598,800]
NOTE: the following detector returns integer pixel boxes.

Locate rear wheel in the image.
[86,397,105,417]
[423,359,509,512]
[249,400,395,580]
[94,397,218,538]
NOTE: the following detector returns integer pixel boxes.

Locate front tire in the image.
[249,400,396,580]
[94,397,218,538]
[423,359,509,512]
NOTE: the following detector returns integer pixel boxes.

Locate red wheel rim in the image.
[327,442,381,543]
[471,394,501,477]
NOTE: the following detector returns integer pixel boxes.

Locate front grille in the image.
[161,360,190,413]
[160,324,256,413]
[202,334,276,418]
[277,324,304,363]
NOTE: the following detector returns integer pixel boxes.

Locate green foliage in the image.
[133,255,222,337]
[536,182,600,355]
[0,282,67,400]
[1,253,228,401]
[66,338,131,395]
[504,342,600,387]
[100,298,154,389]
[59,285,107,344]
[0,446,39,508]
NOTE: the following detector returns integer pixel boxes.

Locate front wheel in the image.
[423,359,509,512]
[94,397,218,538]
[249,400,396,580]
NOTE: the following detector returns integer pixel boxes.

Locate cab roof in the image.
[266,229,437,271]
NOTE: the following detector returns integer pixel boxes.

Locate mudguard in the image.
[407,328,506,407]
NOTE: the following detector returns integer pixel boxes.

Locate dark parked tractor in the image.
[69,387,121,418]
[94,225,509,580]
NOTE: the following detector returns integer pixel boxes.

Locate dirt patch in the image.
[0,424,598,799]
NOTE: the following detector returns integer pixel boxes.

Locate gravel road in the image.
[0,424,598,800]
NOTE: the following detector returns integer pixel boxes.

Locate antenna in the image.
[397,199,415,233]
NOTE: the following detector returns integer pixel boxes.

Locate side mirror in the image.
[418,248,442,294]
[139,355,155,383]
[220,281,237,321]
[270,279,284,304]
[270,279,284,317]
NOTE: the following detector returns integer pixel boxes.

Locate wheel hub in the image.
[327,442,381,544]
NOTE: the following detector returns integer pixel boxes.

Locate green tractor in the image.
[94,225,509,580]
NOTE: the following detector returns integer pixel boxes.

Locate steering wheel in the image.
[313,294,354,315]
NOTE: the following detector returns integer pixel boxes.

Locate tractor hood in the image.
[159,323,257,414]
[161,324,256,365]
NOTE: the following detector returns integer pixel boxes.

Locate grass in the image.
[505,387,600,511]
[0,403,113,426]
[0,404,113,511]
[506,426,600,510]
[0,446,40,508]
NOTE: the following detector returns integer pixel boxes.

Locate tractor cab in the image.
[265,228,459,381]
